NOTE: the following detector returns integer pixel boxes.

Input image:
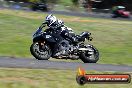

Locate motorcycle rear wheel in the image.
[79,46,99,63]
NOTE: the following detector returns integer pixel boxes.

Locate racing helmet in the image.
[45,14,57,27]
[45,14,64,29]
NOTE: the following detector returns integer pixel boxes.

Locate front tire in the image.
[79,45,99,63]
[30,42,52,60]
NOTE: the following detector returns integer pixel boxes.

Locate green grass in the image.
[0,68,131,88]
[59,0,73,6]
[0,9,132,65]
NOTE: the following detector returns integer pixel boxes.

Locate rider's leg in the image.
[61,30,78,43]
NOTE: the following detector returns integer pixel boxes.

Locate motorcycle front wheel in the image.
[30,42,52,60]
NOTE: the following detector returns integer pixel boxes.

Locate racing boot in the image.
[78,32,91,41]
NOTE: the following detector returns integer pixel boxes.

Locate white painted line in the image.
[95,1,102,2]
[104,9,110,11]
[19,2,24,3]
[92,8,97,10]
[9,1,14,3]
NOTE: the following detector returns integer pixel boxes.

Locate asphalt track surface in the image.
[0,57,132,72]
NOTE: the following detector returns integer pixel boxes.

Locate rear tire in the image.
[79,45,99,63]
[30,42,52,60]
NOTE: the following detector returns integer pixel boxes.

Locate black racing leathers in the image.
[47,26,78,43]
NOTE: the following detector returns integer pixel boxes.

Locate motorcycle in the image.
[30,22,99,63]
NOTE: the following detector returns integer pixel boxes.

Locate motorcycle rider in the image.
[44,14,78,43]
[44,14,90,57]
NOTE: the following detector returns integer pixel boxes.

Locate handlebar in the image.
[42,22,47,25]
[39,23,46,29]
